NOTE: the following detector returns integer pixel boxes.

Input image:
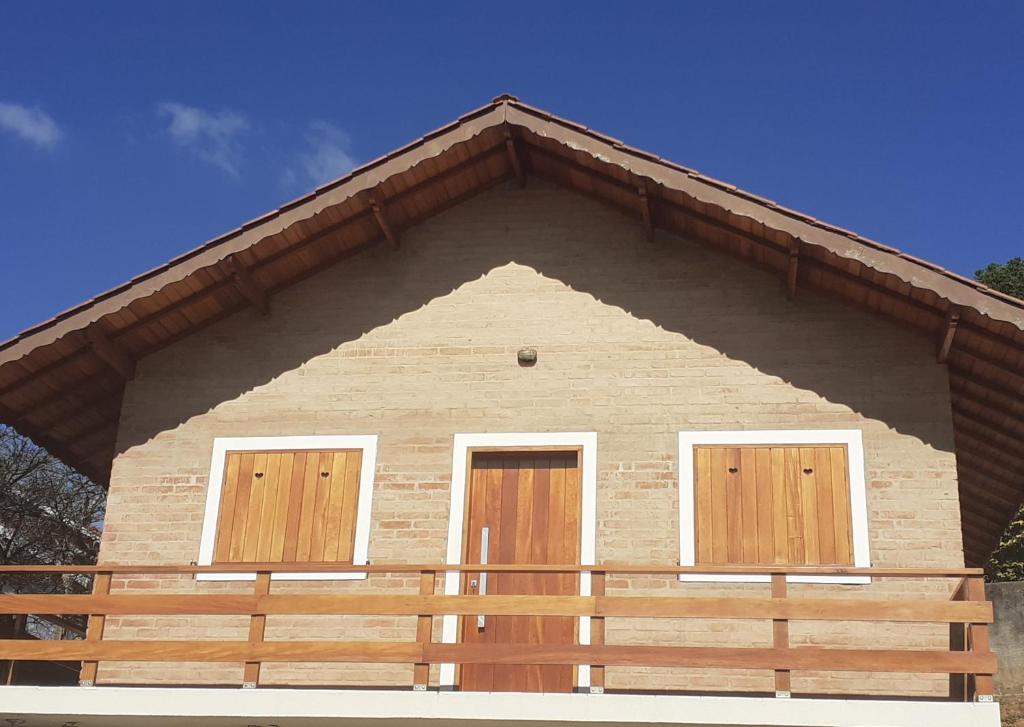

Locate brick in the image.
[98,181,962,695]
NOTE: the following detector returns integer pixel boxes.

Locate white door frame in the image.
[439,432,598,689]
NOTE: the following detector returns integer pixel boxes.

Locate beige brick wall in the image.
[98,180,963,696]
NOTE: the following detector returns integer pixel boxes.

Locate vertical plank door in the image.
[460,450,581,693]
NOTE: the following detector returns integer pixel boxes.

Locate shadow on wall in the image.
[114,180,953,457]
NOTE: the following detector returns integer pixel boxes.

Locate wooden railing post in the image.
[243,571,271,689]
[413,569,435,690]
[590,570,606,694]
[965,575,995,702]
[948,577,968,701]
[771,574,791,698]
[79,571,111,687]
[3,614,26,685]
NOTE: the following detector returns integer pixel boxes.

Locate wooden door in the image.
[460,450,581,693]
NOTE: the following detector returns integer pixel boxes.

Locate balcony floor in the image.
[0,686,1001,727]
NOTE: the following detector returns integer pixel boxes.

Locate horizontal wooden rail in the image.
[0,640,997,675]
[0,562,985,577]
[0,564,995,701]
[0,593,994,624]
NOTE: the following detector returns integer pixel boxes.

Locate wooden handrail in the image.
[0,593,995,623]
[0,563,986,577]
[0,640,997,675]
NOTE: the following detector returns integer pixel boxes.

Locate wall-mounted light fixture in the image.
[517,348,537,366]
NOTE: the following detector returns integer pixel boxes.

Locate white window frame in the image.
[439,432,598,689]
[678,429,871,585]
[196,435,379,581]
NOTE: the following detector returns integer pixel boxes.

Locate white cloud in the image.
[156,102,249,176]
[0,102,62,149]
[295,120,356,187]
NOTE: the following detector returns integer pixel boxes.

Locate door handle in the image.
[477,526,489,630]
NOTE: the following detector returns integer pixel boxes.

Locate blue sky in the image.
[2,2,1022,340]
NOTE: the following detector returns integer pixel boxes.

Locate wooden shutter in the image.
[212,449,363,564]
[694,445,853,566]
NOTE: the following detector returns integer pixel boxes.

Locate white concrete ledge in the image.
[0,686,1001,727]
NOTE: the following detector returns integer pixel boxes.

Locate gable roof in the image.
[1,94,1021,565]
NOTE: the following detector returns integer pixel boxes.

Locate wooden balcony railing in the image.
[0,563,996,701]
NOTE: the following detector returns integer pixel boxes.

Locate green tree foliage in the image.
[975,258,1024,580]
[976,257,1024,300]
[988,519,1024,582]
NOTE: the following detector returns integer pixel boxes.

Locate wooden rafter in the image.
[369,194,400,249]
[957,477,1023,517]
[955,392,1024,439]
[950,375,1024,419]
[786,239,800,300]
[968,472,1024,511]
[950,364,1024,405]
[938,308,961,364]
[949,351,1024,395]
[961,493,1016,526]
[0,400,106,483]
[955,430,1024,474]
[961,515,999,546]
[959,445,1024,482]
[504,128,525,188]
[0,399,28,434]
[83,326,135,381]
[220,255,269,316]
[10,376,121,421]
[63,413,118,443]
[962,507,1011,536]
[954,407,1024,460]
[959,482,1022,515]
[76,440,116,464]
[35,390,119,430]
[0,348,93,399]
[637,183,654,242]
[956,456,1023,504]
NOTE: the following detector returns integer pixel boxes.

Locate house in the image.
[0,95,1016,726]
